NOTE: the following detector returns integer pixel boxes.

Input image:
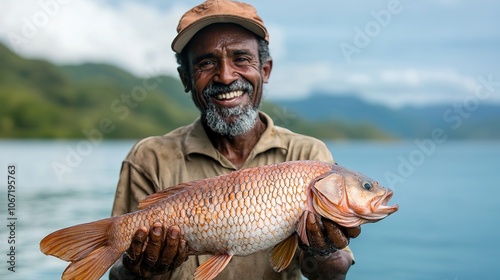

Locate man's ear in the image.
[261,58,273,84]
[177,66,191,93]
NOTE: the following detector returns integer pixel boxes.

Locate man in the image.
[110,0,361,279]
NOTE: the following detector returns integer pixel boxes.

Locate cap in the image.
[171,0,269,53]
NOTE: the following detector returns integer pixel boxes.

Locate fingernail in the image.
[171,228,179,239]
[152,226,162,236]
[137,229,147,238]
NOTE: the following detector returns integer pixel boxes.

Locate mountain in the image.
[275,92,500,139]
[0,43,198,138]
[0,43,391,140]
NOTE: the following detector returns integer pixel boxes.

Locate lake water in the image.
[0,140,499,280]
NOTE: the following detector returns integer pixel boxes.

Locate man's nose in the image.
[214,59,238,85]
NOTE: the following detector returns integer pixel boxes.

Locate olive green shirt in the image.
[111,112,351,279]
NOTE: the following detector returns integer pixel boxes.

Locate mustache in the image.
[203,79,254,99]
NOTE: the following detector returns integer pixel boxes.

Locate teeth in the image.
[215,90,244,100]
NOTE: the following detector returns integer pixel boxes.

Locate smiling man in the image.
[109,0,360,279]
[180,23,271,169]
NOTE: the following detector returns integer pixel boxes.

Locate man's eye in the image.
[235,57,251,64]
[199,60,215,69]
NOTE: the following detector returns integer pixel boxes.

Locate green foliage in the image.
[0,43,390,140]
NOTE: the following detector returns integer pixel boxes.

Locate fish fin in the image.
[139,183,193,209]
[297,212,310,246]
[40,217,122,280]
[194,254,233,280]
[269,234,298,272]
[61,245,121,280]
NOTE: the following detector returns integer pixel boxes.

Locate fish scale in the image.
[39,160,398,280]
[111,161,330,256]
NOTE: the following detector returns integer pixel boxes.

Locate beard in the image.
[204,103,259,137]
[201,80,259,137]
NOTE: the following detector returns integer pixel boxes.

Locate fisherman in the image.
[109,0,361,279]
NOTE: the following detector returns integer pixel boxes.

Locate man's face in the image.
[183,24,272,136]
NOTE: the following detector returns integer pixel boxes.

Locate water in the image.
[0,140,499,280]
[329,141,500,280]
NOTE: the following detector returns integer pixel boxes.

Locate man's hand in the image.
[298,212,361,279]
[299,212,360,255]
[122,223,188,278]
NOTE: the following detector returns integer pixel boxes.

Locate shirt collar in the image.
[183,111,288,167]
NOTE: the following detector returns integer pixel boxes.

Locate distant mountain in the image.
[0,43,198,139]
[275,92,500,139]
[0,43,391,140]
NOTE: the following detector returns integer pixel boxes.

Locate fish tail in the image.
[40,217,122,280]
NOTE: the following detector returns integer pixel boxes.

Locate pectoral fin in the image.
[268,234,298,272]
[297,212,310,246]
[194,254,233,280]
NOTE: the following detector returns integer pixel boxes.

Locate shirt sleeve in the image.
[308,140,335,163]
[111,160,157,216]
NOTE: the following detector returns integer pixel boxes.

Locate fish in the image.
[39,160,398,280]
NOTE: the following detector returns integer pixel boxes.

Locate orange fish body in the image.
[40,160,398,280]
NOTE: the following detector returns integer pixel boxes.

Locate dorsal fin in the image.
[138,183,194,210]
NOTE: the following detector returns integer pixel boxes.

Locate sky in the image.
[1,0,499,107]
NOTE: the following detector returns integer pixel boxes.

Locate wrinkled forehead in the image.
[185,23,260,55]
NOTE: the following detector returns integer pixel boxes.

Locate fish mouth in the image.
[370,189,399,217]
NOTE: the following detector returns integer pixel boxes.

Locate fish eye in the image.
[362,181,372,190]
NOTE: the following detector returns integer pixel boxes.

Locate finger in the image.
[345,226,361,238]
[125,227,148,266]
[141,223,164,277]
[322,218,349,250]
[171,239,188,270]
[306,212,328,252]
[158,226,180,272]
[123,227,148,275]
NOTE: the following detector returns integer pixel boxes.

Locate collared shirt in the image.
[111,112,351,279]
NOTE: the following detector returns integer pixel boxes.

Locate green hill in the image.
[0,43,391,140]
[277,92,500,140]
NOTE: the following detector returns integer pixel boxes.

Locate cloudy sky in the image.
[1,0,499,107]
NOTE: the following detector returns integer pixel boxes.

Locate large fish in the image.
[40,160,398,280]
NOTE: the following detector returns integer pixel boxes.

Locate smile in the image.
[215,90,244,100]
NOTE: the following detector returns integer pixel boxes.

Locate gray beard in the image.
[203,103,259,137]
[201,79,259,136]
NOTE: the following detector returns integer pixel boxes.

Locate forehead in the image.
[186,23,260,57]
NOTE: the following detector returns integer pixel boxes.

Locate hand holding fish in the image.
[299,212,360,255]
[40,161,398,280]
[118,223,188,278]
[298,212,361,279]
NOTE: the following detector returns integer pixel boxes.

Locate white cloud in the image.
[1,0,498,107]
[267,60,487,108]
[0,0,187,77]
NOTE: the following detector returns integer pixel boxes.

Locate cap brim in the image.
[171,15,267,53]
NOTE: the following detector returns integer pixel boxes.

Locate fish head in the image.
[310,165,399,228]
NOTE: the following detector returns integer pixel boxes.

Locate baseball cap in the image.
[171,0,269,53]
